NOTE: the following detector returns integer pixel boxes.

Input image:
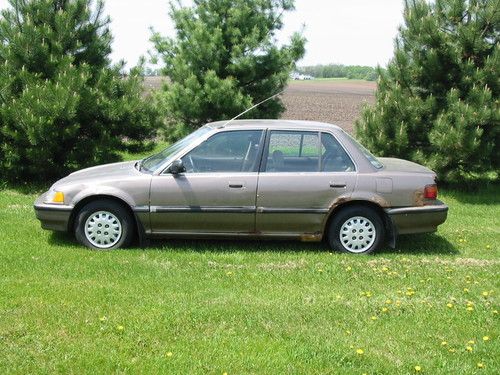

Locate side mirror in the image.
[169,159,185,175]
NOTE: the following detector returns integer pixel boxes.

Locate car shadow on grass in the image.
[379,233,458,256]
[48,231,458,256]
[48,231,80,248]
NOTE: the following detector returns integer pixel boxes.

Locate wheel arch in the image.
[323,200,396,247]
[68,195,142,242]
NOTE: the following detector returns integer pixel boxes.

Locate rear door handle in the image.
[330,183,347,188]
[229,182,244,188]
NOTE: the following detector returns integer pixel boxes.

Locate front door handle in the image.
[229,182,244,188]
[330,182,347,188]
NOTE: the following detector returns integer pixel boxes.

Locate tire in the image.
[74,199,134,250]
[327,206,385,254]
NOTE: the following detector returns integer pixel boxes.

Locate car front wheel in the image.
[74,200,134,250]
[328,206,384,254]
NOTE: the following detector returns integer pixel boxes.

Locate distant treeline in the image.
[296,64,381,81]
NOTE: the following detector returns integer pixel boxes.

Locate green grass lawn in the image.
[0,183,498,374]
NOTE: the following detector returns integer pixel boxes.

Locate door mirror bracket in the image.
[169,159,185,175]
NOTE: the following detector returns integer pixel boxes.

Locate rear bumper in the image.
[34,193,73,232]
[385,200,448,235]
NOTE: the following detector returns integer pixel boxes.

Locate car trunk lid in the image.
[378,157,434,174]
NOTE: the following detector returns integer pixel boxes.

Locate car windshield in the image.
[343,131,383,169]
[139,126,212,173]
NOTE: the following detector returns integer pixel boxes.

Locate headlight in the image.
[44,190,65,204]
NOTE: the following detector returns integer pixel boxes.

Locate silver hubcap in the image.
[339,216,376,253]
[84,211,122,249]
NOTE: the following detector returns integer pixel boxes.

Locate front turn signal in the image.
[52,191,65,203]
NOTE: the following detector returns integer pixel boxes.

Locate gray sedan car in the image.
[34,120,448,254]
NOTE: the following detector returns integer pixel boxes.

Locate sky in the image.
[0,0,405,68]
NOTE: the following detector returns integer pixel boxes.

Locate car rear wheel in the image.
[328,206,384,254]
[75,200,134,250]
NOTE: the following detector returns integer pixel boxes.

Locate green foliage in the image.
[355,0,499,182]
[151,0,305,139]
[0,0,160,183]
[297,64,380,81]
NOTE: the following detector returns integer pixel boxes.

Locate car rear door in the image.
[149,129,264,234]
[255,130,357,236]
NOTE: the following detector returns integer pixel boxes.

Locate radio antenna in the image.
[220,90,284,127]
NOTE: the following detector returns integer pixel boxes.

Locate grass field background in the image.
[0,179,498,373]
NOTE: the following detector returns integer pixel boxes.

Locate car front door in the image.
[149,129,264,234]
[255,130,357,237]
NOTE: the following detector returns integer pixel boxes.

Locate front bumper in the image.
[385,200,448,235]
[34,192,73,232]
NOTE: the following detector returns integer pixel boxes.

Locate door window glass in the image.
[182,130,263,173]
[321,132,355,172]
[265,131,320,172]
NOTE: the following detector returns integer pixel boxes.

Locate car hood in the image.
[378,157,434,174]
[57,161,140,184]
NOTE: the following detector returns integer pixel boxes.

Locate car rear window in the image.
[343,131,383,169]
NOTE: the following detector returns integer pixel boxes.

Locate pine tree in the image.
[151,0,305,139]
[0,0,159,183]
[355,0,499,182]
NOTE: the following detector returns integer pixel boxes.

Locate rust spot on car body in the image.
[370,195,390,207]
[330,196,351,210]
[300,232,323,242]
[414,190,424,206]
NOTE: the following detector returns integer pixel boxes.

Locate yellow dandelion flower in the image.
[223,372,228,375]
[449,348,456,353]
[166,352,173,357]
[486,245,491,249]
[447,303,454,308]
[385,299,392,304]
[346,266,352,271]
[99,316,107,322]
[371,316,378,321]
[468,340,475,345]
[414,365,422,372]
[477,362,485,369]
[116,325,124,332]
[318,269,324,273]
[441,341,448,346]
[466,306,474,311]
[482,291,489,297]
[463,288,469,292]
[356,348,364,355]
[482,336,489,341]
[226,271,233,276]
[493,310,498,314]
[466,346,473,352]
[382,307,389,313]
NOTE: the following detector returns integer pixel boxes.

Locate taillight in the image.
[424,184,438,199]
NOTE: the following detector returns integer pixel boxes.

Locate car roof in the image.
[206,119,342,131]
